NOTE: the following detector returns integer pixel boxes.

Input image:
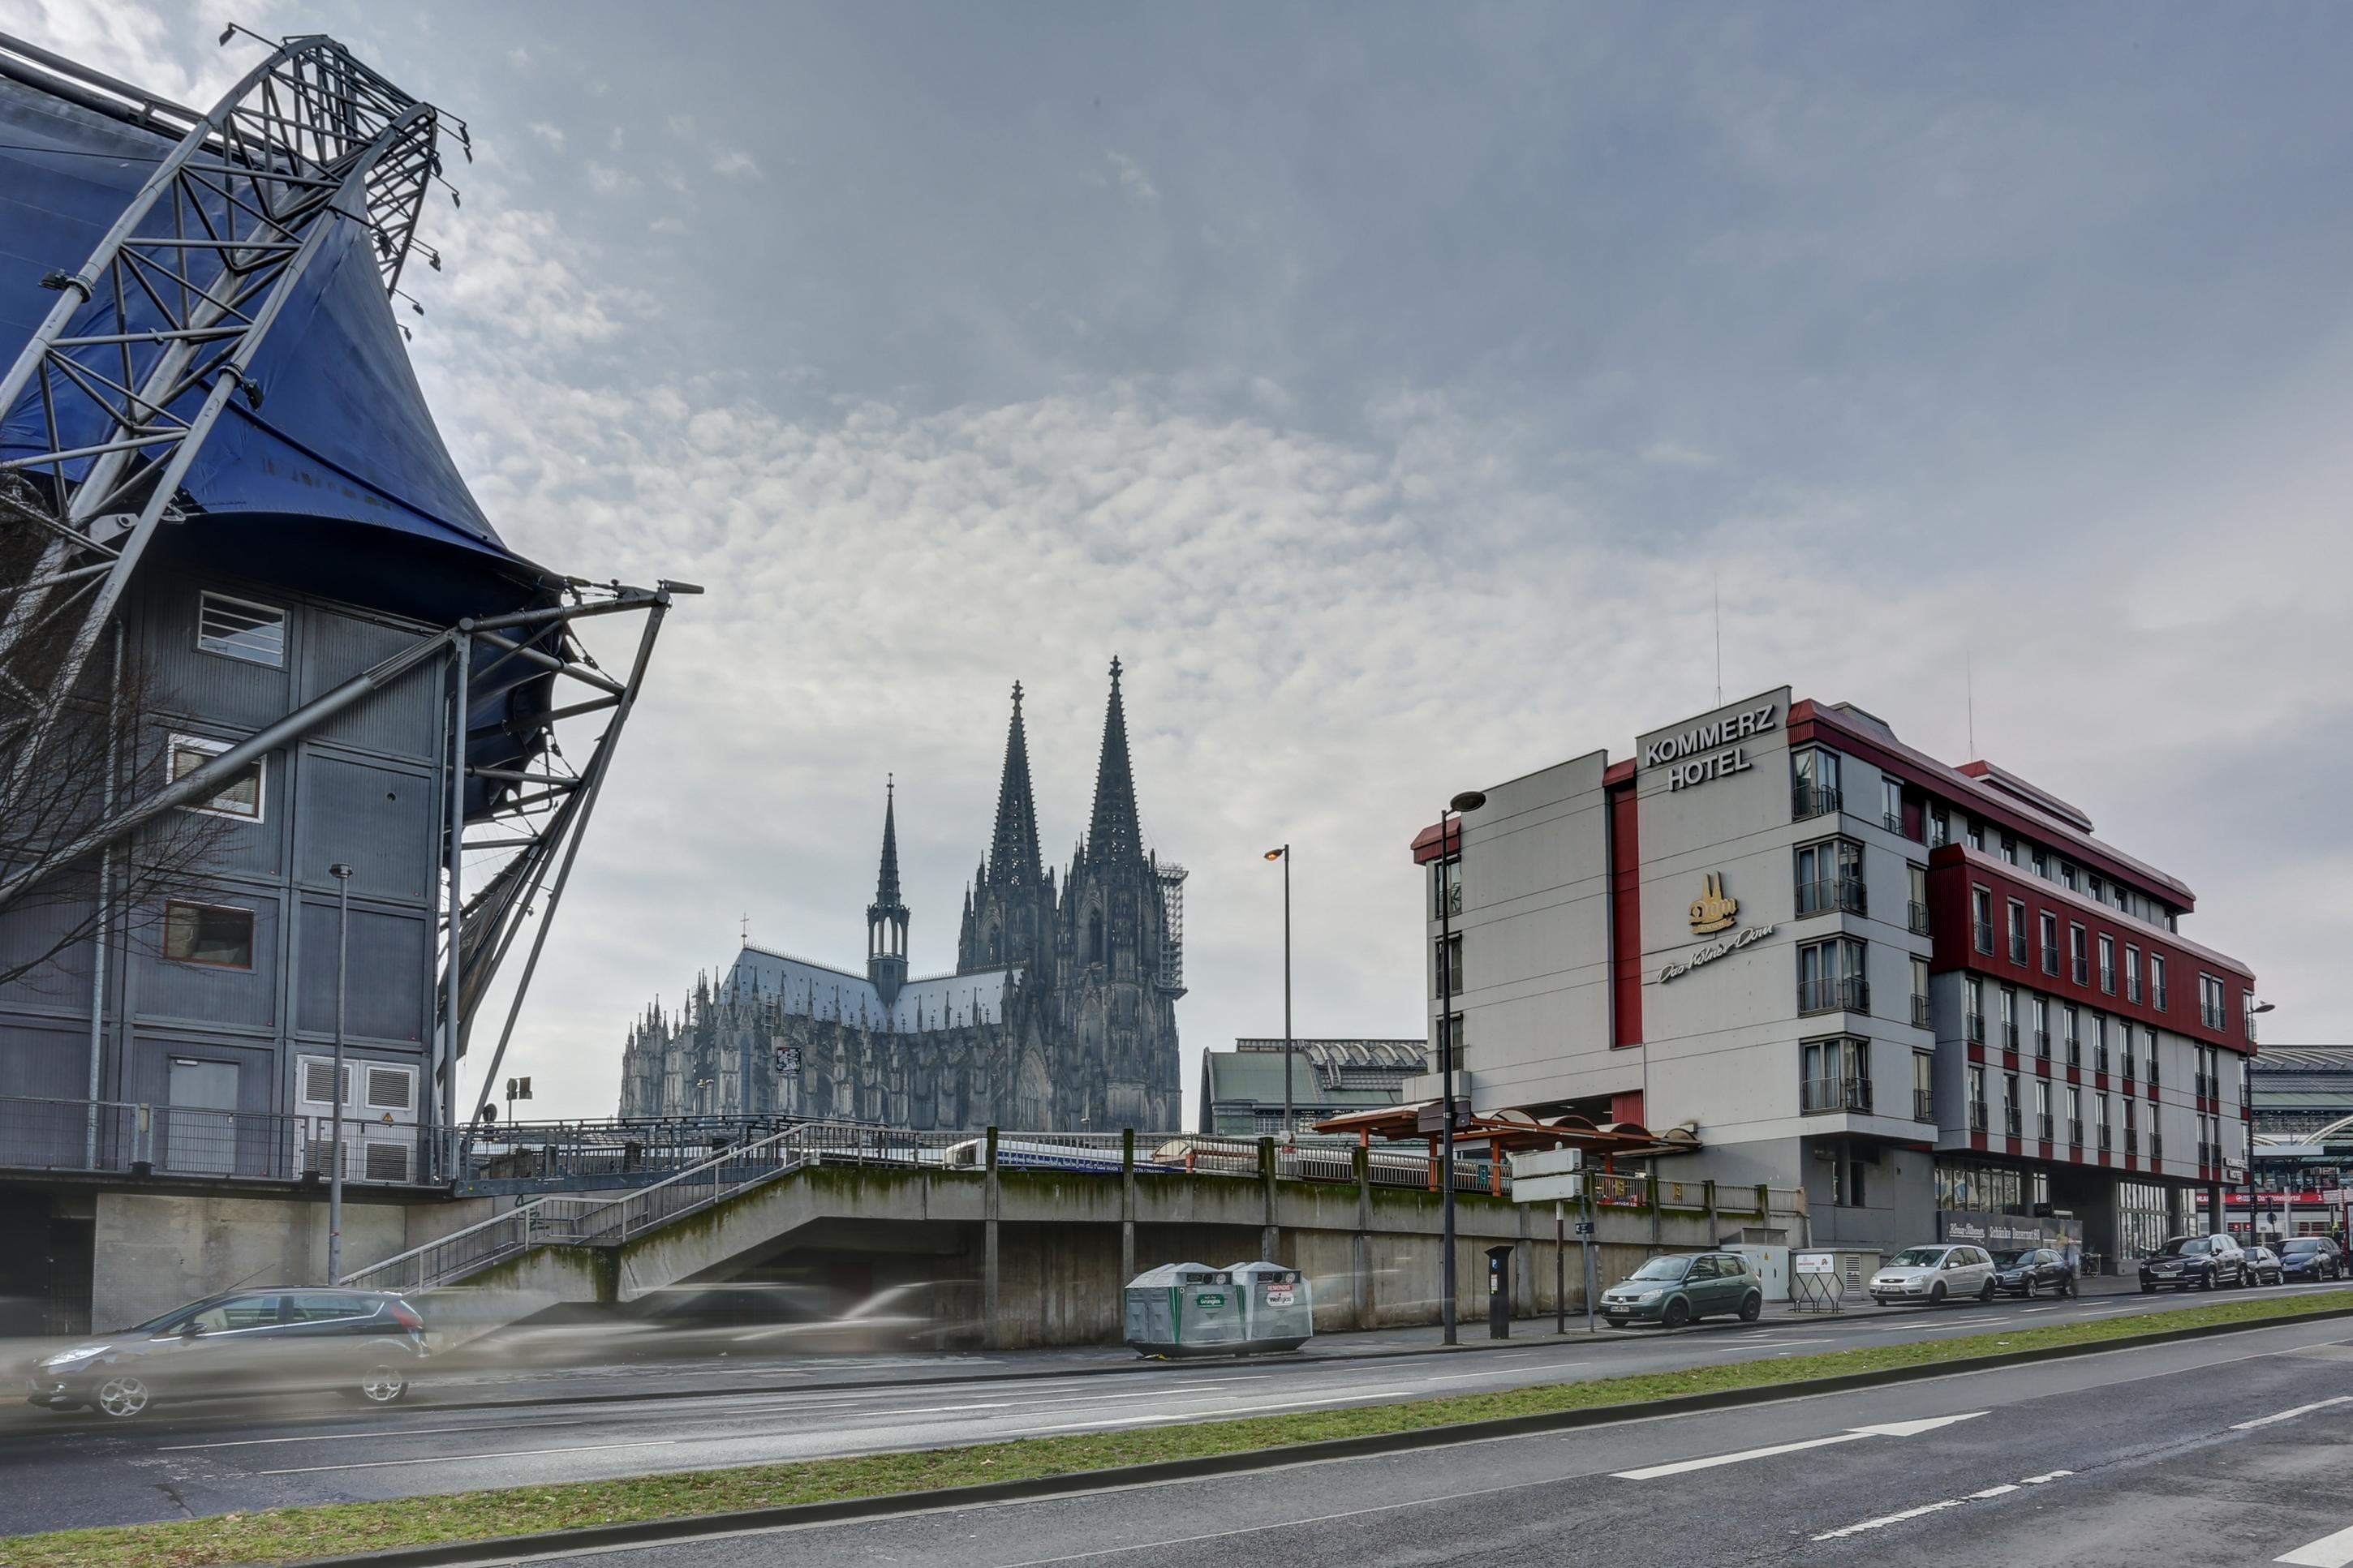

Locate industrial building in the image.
[1412,686,2260,1271]
[1195,1037,1423,1138]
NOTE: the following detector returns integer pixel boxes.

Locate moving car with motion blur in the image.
[24,1288,427,1420]
[2240,1243,2285,1287]
[1869,1244,1997,1306]
[2138,1234,2248,1293]
[1991,1248,2077,1298]
[1598,1251,1764,1328]
[2278,1237,2345,1283]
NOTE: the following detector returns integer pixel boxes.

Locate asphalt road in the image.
[527,1311,2353,1568]
[2,1279,2345,1538]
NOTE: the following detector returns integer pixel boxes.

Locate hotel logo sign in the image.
[1645,702,1779,792]
[1661,871,1774,983]
[1688,872,1738,934]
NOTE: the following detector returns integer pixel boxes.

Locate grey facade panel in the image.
[143,578,299,732]
[293,753,436,905]
[303,610,439,760]
[0,1020,93,1099]
[127,891,282,1033]
[293,898,429,1044]
[136,730,290,883]
[0,887,97,1017]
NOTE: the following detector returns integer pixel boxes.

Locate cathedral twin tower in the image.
[619,661,1185,1133]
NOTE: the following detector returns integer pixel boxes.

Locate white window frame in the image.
[195,590,287,668]
[166,732,266,824]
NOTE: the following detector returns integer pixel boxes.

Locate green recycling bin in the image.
[1227,1261,1314,1352]
[1123,1263,1245,1357]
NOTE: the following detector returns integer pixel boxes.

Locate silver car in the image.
[1869,1244,1997,1306]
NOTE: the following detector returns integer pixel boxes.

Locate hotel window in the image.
[2120,1030,2136,1083]
[161,900,255,969]
[2059,861,2080,893]
[2033,1079,2052,1141]
[2067,1085,2083,1147]
[1435,934,1464,994]
[2199,973,2226,1032]
[1432,855,1460,918]
[1910,955,1930,1029]
[2031,847,2050,879]
[2123,1095,2139,1154]
[1437,1012,1465,1059]
[1907,862,1929,934]
[1797,938,1868,1016]
[1971,885,1994,954]
[1881,775,1905,836]
[1965,817,1984,853]
[1967,1064,1987,1131]
[2113,882,2130,913]
[1999,985,2018,1050]
[1964,976,1985,1043]
[2124,944,2140,1003]
[1800,1036,1870,1114]
[2098,934,2116,994]
[2145,1029,2160,1087]
[2033,994,2050,1059]
[2006,899,2027,963]
[1832,1144,1869,1209]
[196,591,286,667]
[2092,1012,2109,1074]
[2063,1004,2081,1066]
[1999,835,2017,866]
[1928,803,1950,848]
[2002,1072,2021,1136]
[2069,922,2088,985]
[2096,1093,2110,1150]
[1794,837,1865,917]
[1792,748,1842,819]
[2040,912,2059,975]
[2088,874,2104,904]
[2149,954,2167,1012]
[1912,1051,1934,1123]
[166,734,265,823]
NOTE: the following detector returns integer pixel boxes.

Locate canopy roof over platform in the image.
[1313,1102,1704,1162]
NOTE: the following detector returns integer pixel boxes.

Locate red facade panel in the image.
[1610,784,1642,1048]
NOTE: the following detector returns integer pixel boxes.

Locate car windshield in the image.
[1992,1252,2025,1268]
[2282,1240,2321,1255]
[1629,1258,1689,1282]
[110,1297,224,1334]
[2157,1238,2210,1257]
[1886,1248,1947,1268]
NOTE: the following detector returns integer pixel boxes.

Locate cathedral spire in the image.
[1085,656,1142,864]
[987,681,1043,887]
[867,777,910,1008]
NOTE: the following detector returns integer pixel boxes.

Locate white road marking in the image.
[1611,1412,1985,1480]
[1813,1469,2067,1540]
[2233,1397,2353,1431]
[160,1417,607,1451]
[2022,1470,2075,1484]
[2021,1306,2058,1313]
[2278,1523,2353,1567]
[259,1440,675,1476]
[1414,1362,1589,1384]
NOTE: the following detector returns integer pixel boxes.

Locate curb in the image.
[289,1300,2353,1568]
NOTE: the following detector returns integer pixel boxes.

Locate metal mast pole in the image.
[1283,845,1293,1146]
[328,861,355,1282]
[1439,806,1457,1346]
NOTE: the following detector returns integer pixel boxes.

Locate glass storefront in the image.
[2119,1180,2171,1261]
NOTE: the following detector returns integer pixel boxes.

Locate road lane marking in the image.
[2233,1397,2353,1431]
[259,1440,674,1476]
[2021,1306,2058,1313]
[1034,1390,1419,1432]
[2278,1523,2353,1566]
[1812,1469,2069,1540]
[1611,1412,1985,1480]
[160,1417,607,1450]
[1414,1363,1589,1384]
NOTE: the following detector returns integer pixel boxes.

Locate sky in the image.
[11,1,2351,1119]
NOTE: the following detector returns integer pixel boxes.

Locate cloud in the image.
[585,161,639,195]
[711,148,762,180]
[527,121,565,151]
[1639,440,1720,469]
[1107,149,1158,200]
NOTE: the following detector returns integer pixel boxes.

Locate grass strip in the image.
[7,1288,2350,1568]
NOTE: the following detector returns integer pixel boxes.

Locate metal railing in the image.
[2009,932,2027,963]
[1800,1076,1872,1114]
[2037,1113,2054,1141]
[1914,1089,1935,1123]
[2034,1028,2050,1059]
[1965,1011,1985,1044]
[0,1094,424,1185]
[1912,994,1933,1029]
[2202,1004,2227,1031]
[1798,976,1869,1016]
[1969,1102,1988,1132]
[1973,921,1994,955]
[2004,1107,2024,1136]
[2042,944,2060,975]
[1908,900,1932,936]
[1793,784,1843,821]
[1883,810,1910,837]
[2153,986,2168,1012]
[2068,1119,2084,1146]
[1796,878,1866,917]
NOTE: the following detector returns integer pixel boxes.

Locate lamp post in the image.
[326,861,354,1285]
[1437,788,1486,1346]
[1264,845,1292,1146]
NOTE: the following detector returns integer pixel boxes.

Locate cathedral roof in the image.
[987,682,1043,887]
[725,943,1015,1033]
[1085,656,1143,864]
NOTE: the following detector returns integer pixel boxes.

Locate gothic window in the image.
[1089,909,1105,966]
[986,922,1001,963]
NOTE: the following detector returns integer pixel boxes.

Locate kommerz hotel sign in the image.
[1645,702,1779,792]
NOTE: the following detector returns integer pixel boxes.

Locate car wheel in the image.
[1663,1297,1691,1330]
[1929,1282,1948,1305]
[92,1373,151,1420]
[353,1363,411,1406]
[2063,1276,2076,1298]
[2140,1283,2157,1295]
[2200,1272,2214,1291]
[1740,1292,1762,1322]
[2021,1277,2035,1300]
[1979,1279,1997,1303]
[1607,1318,1629,1329]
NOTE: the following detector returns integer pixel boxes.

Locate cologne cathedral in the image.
[617,661,1185,1132]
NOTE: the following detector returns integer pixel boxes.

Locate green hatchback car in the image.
[1600,1250,1765,1328]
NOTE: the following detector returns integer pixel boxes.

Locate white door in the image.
[166,1058,238,1175]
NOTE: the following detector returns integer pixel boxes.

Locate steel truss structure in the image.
[0,32,692,1175]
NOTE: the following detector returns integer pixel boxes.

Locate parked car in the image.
[2240,1244,2285,1287]
[1869,1244,1997,1306]
[2137,1235,2248,1293]
[23,1288,427,1420]
[1991,1248,2077,1298]
[1598,1251,1765,1329]
[2278,1237,2346,1284]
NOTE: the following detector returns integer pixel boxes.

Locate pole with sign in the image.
[1581,1176,1598,1333]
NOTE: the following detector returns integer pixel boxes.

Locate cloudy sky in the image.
[15,1,2351,1116]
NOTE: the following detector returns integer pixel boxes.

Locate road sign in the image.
[1512,1147,1584,1179]
[1416,1097,1472,1134]
[1574,1220,1595,1235]
[1515,1173,1584,1204]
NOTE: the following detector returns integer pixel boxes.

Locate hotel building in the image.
[1410,687,2258,1269]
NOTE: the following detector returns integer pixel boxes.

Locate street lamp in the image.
[326,861,354,1285]
[1265,846,1292,1146]
[1437,788,1486,1346]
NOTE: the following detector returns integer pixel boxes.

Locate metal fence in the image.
[0,1093,424,1185]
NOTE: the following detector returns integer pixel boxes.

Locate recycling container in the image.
[1226,1261,1314,1352]
[1123,1263,1244,1357]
